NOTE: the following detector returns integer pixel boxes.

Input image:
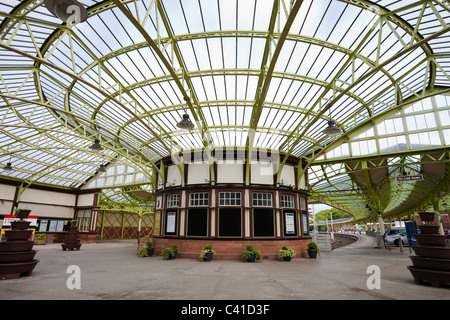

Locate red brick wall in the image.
[138,236,312,260]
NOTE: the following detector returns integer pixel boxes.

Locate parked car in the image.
[385,230,409,247]
[385,228,405,236]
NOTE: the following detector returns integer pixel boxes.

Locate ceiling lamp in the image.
[3,162,13,172]
[44,0,88,24]
[89,139,104,152]
[177,114,195,130]
[322,106,340,136]
[322,120,340,136]
[3,155,13,172]
[98,164,106,173]
[176,97,195,130]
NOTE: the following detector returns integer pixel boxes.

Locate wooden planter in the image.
[0,260,39,280]
[0,241,34,252]
[418,225,440,234]
[415,234,447,247]
[62,225,82,251]
[15,210,31,220]
[410,256,450,272]
[418,212,435,222]
[412,246,450,259]
[0,251,37,263]
[4,230,33,241]
[10,221,31,230]
[407,266,450,288]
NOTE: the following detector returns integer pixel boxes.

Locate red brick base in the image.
[138,235,312,260]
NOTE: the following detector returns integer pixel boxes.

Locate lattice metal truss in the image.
[0,0,449,221]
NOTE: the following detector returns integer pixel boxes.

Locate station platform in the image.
[0,234,449,301]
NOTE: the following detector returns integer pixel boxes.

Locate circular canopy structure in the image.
[0,0,449,221]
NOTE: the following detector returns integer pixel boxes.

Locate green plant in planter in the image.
[241,244,261,262]
[35,233,46,240]
[139,241,155,258]
[170,244,179,257]
[307,241,319,251]
[139,245,149,257]
[34,233,47,245]
[307,241,320,258]
[278,245,296,260]
[161,247,176,260]
[199,244,215,261]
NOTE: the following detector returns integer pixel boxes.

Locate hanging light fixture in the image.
[3,162,13,172]
[322,120,340,136]
[44,0,88,24]
[97,164,106,173]
[3,155,13,172]
[176,97,195,130]
[89,139,104,152]
[322,107,340,136]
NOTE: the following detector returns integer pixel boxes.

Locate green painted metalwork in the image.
[0,0,448,223]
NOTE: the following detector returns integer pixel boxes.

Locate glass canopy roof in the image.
[0,0,449,220]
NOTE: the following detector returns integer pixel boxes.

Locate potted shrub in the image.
[241,244,261,262]
[307,241,320,259]
[139,245,149,257]
[170,244,179,257]
[34,233,46,245]
[161,247,176,260]
[278,245,296,261]
[199,244,215,262]
[145,241,154,256]
[139,241,154,257]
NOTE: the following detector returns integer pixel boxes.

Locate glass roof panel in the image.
[0,0,448,220]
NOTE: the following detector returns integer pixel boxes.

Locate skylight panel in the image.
[162,0,189,35]
[197,0,220,31]
[235,37,253,69]
[251,0,272,31]
[190,38,212,71]
[241,37,263,70]
[179,0,205,34]
[311,0,347,42]
[222,38,237,69]
[217,0,237,31]
[134,83,166,109]
[178,40,200,71]
[265,77,282,103]
[237,0,256,30]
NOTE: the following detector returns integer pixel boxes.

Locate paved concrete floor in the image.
[0,234,449,301]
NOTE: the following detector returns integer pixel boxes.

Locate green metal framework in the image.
[0,0,449,221]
